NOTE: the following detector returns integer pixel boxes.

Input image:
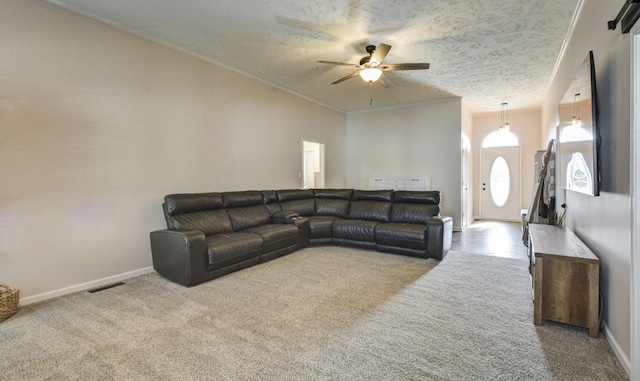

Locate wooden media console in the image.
[527,224,600,338]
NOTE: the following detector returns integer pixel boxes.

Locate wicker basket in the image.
[0,284,20,323]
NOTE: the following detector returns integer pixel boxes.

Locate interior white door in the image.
[481,146,520,221]
[303,150,315,188]
[302,139,325,189]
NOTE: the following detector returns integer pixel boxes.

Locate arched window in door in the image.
[482,130,519,148]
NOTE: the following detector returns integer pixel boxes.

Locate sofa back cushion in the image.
[227,205,272,231]
[261,190,282,215]
[164,193,233,235]
[394,191,440,205]
[222,191,263,208]
[390,191,441,224]
[348,190,393,222]
[314,189,352,217]
[165,192,224,215]
[170,210,234,235]
[222,191,271,231]
[277,189,315,216]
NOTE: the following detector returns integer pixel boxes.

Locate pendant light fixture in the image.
[499,102,510,132]
[572,93,582,126]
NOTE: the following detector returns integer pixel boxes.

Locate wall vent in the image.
[87,282,125,293]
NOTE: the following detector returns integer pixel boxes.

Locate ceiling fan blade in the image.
[331,71,360,84]
[381,63,430,71]
[370,43,391,66]
[318,60,357,67]
[378,73,393,88]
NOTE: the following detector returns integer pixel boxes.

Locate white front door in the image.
[481,146,520,221]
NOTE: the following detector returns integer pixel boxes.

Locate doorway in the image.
[480,131,520,221]
[461,138,471,228]
[302,139,325,189]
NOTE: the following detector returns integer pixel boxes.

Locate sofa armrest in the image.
[149,229,208,287]
[272,210,301,222]
[426,216,453,260]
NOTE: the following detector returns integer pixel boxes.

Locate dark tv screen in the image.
[557,51,600,196]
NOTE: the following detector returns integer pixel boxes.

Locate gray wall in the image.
[0,0,347,300]
[541,0,631,368]
[345,99,463,228]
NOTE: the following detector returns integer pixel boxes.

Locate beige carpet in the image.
[0,247,628,380]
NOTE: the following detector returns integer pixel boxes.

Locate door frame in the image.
[461,138,470,228]
[630,23,639,381]
[301,138,325,189]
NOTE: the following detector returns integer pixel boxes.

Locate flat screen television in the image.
[557,51,600,196]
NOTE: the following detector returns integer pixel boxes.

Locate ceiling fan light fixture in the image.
[359,68,383,83]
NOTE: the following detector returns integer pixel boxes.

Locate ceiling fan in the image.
[318,43,430,87]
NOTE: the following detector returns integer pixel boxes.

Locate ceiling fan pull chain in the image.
[369,82,373,106]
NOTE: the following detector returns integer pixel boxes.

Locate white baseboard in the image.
[604,323,631,378]
[18,267,155,306]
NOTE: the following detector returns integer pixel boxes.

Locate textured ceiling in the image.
[46,0,580,113]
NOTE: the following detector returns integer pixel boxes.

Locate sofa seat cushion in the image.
[333,219,378,242]
[205,232,263,271]
[307,216,342,239]
[242,224,299,253]
[375,223,426,250]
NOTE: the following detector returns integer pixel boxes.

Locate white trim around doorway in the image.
[630,23,640,381]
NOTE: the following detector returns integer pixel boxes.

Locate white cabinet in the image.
[368,177,431,191]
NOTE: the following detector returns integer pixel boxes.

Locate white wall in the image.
[0,0,346,301]
[472,110,542,219]
[541,0,632,371]
[346,98,463,228]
